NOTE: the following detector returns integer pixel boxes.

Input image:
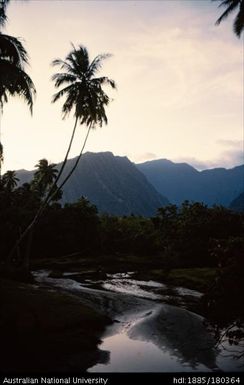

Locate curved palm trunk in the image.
[6,117,78,266]
[6,119,89,269]
[50,116,78,191]
[52,123,92,199]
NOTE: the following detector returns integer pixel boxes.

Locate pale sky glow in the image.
[1,0,243,172]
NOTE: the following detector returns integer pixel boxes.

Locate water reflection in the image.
[89,333,209,372]
[34,270,242,372]
[128,306,218,371]
[89,306,218,372]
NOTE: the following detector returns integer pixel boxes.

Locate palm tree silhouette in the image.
[32,159,59,199]
[7,44,115,269]
[213,0,244,37]
[0,0,36,178]
[0,33,36,112]
[49,44,116,199]
[2,169,19,192]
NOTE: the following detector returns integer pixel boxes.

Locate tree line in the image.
[0,0,243,353]
[0,171,243,265]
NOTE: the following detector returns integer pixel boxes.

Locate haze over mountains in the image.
[16,152,244,215]
[137,159,244,207]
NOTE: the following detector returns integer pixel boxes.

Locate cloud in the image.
[172,157,210,171]
[3,1,243,172]
[217,139,243,148]
[132,152,158,163]
[173,140,243,170]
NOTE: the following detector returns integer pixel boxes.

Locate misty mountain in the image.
[17,152,169,216]
[137,159,244,207]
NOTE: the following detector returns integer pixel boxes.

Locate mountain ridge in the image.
[16,152,169,217]
[15,152,244,212]
[137,158,244,207]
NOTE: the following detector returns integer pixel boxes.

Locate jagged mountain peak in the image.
[16,151,169,216]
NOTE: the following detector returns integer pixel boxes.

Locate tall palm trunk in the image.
[49,116,78,193]
[51,123,92,200]
[6,118,87,267]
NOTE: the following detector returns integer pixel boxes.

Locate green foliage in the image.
[31,159,61,201]
[0,32,36,112]
[201,237,244,355]
[2,170,19,192]
[33,197,100,259]
[1,183,243,345]
[203,237,244,325]
[153,201,243,267]
[100,215,160,256]
[52,45,116,127]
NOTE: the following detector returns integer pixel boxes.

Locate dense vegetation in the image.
[1,171,244,359]
[1,0,243,368]
[1,175,243,264]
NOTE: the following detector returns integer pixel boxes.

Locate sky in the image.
[1,0,243,172]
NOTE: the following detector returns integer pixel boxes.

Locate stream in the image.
[33,270,244,372]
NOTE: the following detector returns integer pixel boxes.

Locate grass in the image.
[0,278,111,372]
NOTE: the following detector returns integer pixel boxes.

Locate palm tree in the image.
[49,44,116,200]
[0,0,35,111]
[0,0,36,186]
[0,33,36,113]
[32,158,59,199]
[8,44,115,269]
[2,169,19,191]
[213,0,244,37]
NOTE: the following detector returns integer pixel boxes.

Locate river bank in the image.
[1,256,242,373]
[0,278,111,372]
[32,269,243,372]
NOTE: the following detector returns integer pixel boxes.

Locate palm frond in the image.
[51,58,75,74]
[52,83,77,104]
[94,76,116,89]
[88,53,112,78]
[0,33,28,66]
[233,1,244,36]
[62,88,79,118]
[52,44,115,128]
[71,44,90,72]
[66,49,90,78]
[215,0,240,25]
[51,72,77,88]
[0,59,36,113]
[0,0,10,28]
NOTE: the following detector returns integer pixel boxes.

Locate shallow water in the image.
[34,270,244,373]
[89,332,209,372]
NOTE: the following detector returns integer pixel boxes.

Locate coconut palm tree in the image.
[213,0,244,37]
[2,169,19,192]
[0,0,35,111]
[49,44,116,200]
[0,33,36,113]
[0,0,36,186]
[32,159,59,199]
[8,44,115,268]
